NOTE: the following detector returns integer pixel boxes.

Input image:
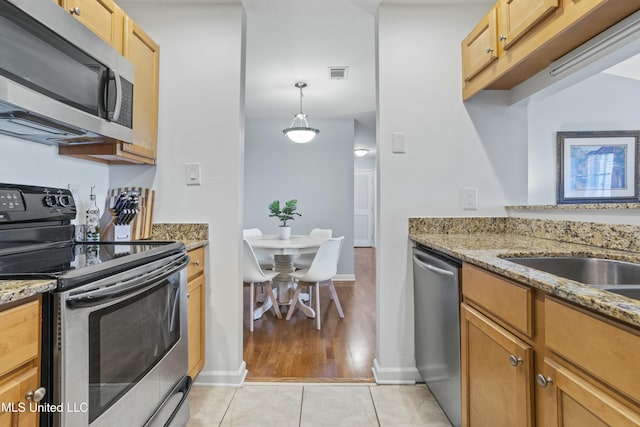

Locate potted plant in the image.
[268,199,302,240]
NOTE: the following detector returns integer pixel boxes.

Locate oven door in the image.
[54,253,190,427]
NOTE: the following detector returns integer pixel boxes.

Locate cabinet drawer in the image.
[0,300,39,377]
[462,263,533,338]
[545,297,640,404]
[187,247,205,280]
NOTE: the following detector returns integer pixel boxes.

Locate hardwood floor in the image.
[243,247,376,382]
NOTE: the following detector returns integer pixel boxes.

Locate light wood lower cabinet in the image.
[461,262,640,426]
[187,247,206,380]
[0,297,43,427]
[461,303,534,427]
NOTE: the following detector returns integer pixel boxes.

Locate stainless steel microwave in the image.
[0,0,134,145]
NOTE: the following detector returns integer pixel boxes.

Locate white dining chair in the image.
[293,228,333,270]
[243,238,281,332]
[243,228,274,270]
[287,236,344,330]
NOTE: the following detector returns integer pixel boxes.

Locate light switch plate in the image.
[186,162,201,186]
[392,132,406,153]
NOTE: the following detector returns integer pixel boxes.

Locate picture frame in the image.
[557,130,640,204]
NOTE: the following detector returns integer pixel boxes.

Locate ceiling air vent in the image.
[328,66,349,80]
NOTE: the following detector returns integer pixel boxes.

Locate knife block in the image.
[100,209,135,242]
[100,187,154,241]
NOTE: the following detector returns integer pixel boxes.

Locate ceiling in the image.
[243,0,377,123]
[130,0,495,151]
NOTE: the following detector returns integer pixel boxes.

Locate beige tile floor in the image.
[187,383,452,427]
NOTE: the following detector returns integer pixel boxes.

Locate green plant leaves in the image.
[268,199,302,226]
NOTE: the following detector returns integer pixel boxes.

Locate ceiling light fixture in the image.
[283,82,319,143]
[354,148,369,157]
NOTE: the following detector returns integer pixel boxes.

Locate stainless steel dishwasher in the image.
[413,244,462,427]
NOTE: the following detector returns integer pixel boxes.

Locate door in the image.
[354,169,375,247]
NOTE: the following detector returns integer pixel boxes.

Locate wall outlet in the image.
[186,162,201,185]
[462,187,478,210]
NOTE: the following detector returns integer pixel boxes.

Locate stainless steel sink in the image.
[503,256,640,300]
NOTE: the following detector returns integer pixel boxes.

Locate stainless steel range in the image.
[0,183,192,427]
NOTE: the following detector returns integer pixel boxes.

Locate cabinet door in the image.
[539,358,640,427]
[122,16,159,161]
[0,376,21,427]
[62,0,123,51]
[462,7,498,82]
[499,0,558,50]
[0,367,39,427]
[187,274,205,380]
[461,303,534,427]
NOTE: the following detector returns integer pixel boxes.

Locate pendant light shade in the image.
[283,82,319,143]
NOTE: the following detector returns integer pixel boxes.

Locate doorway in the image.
[243,247,376,382]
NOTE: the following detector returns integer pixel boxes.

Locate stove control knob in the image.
[43,194,58,207]
[58,195,72,207]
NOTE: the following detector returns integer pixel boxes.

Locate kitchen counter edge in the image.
[410,232,640,329]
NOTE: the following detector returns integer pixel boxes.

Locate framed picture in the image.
[557,130,640,204]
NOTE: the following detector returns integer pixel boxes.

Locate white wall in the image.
[528,73,640,206]
[112,2,247,385]
[0,135,109,218]
[244,118,355,276]
[374,4,528,382]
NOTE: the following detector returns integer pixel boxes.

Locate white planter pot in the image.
[278,226,291,240]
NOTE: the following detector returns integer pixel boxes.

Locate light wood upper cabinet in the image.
[56,1,159,165]
[61,0,124,51]
[461,0,640,99]
[461,303,534,427]
[121,15,159,161]
[498,0,558,50]
[462,7,498,82]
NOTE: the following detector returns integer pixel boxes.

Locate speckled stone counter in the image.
[0,279,56,306]
[150,223,208,251]
[409,217,640,328]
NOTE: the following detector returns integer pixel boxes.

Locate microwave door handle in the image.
[110,69,123,122]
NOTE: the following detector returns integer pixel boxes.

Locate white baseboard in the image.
[334,274,355,281]
[193,361,247,386]
[372,359,421,384]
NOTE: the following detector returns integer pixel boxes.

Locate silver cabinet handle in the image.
[536,374,553,388]
[26,387,46,402]
[499,34,507,41]
[69,6,81,15]
[485,47,494,53]
[194,260,201,266]
[509,354,523,366]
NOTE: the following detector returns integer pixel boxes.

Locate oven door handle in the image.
[66,255,189,308]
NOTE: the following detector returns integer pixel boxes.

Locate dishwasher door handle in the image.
[413,256,455,277]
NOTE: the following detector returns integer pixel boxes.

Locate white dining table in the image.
[245,234,326,319]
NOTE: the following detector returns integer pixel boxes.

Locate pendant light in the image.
[283,82,319,143]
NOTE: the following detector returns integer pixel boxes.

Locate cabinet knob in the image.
[536,374,553,388]
[498,34,507,42]
[485,47,494,54]
[508,354,523,366]
[194,260,200,266]
[25,387,46,403]
[69,6,81,15]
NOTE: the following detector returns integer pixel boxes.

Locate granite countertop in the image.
[410,231,640,328]
[0,279,57,306]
